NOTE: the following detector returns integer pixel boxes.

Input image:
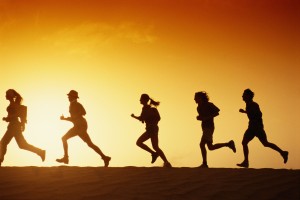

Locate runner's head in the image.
[67,90,79,102]
[243,89,254,101]
[140,94,160,107]
[194,91,209,104]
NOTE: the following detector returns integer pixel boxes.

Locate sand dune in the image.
[0,167,299,200]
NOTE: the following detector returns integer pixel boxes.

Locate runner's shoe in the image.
[103,156,111,167]
[199,163,209,168]
[40,150,46,162]
[282,151,289,164]
[237,161,249,168]
[56,156,69,164]
[163,162,172,168]
[228,140,236,153]
[151,152,159,164]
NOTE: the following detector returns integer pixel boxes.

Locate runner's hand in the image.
[239,109,246,113]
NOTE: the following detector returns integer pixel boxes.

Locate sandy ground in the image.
[0,167,299,200]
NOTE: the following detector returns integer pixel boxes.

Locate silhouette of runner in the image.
[0,89,46,167]
[237,89,288,168]
[131,94,172,168]
[56,90,111,167]
[194,91,236,168]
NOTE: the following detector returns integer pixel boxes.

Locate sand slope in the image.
[0,167,299,200]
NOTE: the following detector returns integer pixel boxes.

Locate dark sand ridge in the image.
[0,167,299,200]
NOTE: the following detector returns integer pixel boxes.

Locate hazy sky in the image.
[0,0,299,169]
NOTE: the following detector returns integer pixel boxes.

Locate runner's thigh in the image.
[63,128,79,140]
[79,132,93,144]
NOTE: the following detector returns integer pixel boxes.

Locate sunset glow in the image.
[0,0,299,168]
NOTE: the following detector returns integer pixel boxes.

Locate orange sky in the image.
[0,0,299,168]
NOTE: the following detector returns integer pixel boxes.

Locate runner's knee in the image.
[207,143,214,150]
[242,139,249,146]
[61,138,66,143]
[86,141,95,148]
[136,140,142,146]
[200,140,206,147]
[261,141,270,147]
[152,144,160,152]
[17,142,28,150]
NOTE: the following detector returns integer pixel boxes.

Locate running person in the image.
[194,91,236,168]
[131,94,171,167]
[0,89,46,167]
[237,89,288,168]
[56,90,111,167]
